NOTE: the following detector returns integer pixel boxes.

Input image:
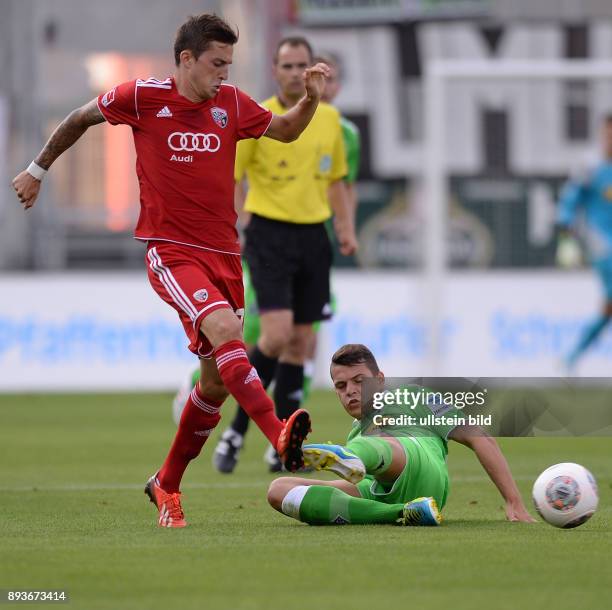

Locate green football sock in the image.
[346,436,394,476]
[298,485,404,525]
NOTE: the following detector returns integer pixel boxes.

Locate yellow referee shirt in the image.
[235,96,347,224]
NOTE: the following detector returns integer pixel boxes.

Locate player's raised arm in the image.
[263,62,330,143]
[448,425,536,523]
[12,99,105,210]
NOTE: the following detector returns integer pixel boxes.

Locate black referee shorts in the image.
[244,214,333,324]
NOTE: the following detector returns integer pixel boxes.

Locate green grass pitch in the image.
[1,390,610,610]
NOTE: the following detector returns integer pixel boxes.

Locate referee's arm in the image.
[329,180,358,256]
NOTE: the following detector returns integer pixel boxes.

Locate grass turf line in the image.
[0,391,610,610]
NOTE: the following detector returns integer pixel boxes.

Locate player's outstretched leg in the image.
[212,346,278,474]
[212,338,310,471]
[271,481,441,526]
[303,444,366,484]
[303,436,398,484]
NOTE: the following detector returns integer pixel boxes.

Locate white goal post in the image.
[422,59,612,374]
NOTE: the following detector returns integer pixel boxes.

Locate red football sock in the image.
[214,339,283,446]
[158,385,222,493]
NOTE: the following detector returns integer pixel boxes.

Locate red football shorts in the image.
[146,241,244,358]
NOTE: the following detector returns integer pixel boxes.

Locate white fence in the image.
[0,271,608,392]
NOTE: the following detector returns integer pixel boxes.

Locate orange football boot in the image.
[276,408,311,472]
[144,474,187,528]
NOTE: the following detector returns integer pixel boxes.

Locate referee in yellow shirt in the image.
[232,37,358,470]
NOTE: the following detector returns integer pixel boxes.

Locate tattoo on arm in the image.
[35,99,105,170]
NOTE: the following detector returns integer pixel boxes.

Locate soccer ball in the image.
[532,463,598,528]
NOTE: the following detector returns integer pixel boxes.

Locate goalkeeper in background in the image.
[557,114,612,371]
[268,344,535,526]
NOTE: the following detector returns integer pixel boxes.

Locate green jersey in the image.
[348,386,463,508]
[347,386,464,507]
[340,117,361,184]
[324,115,361,240]
[348,386,464,455]
[242,261,260,345]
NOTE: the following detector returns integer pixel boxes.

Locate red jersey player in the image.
[12,14,330,528]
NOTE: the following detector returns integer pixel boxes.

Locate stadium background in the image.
[1,3,611,610]
[4,0,612,389]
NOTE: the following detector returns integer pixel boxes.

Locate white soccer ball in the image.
[532,463,598,528]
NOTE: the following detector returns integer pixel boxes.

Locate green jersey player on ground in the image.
[267,344,536,525]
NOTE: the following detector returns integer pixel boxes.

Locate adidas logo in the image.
[244,367,260,385]
[156,106,172,118]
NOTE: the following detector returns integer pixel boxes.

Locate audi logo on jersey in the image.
[167,132,221,153]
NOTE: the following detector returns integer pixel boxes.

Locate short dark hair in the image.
[274,36,313,64]
[174,14,238,66]
[331,344,380,376]
[604,113,612,125]
[313,52,342,77]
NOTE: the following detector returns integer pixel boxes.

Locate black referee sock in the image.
[230,346,278,436]
[273,362,305,421]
